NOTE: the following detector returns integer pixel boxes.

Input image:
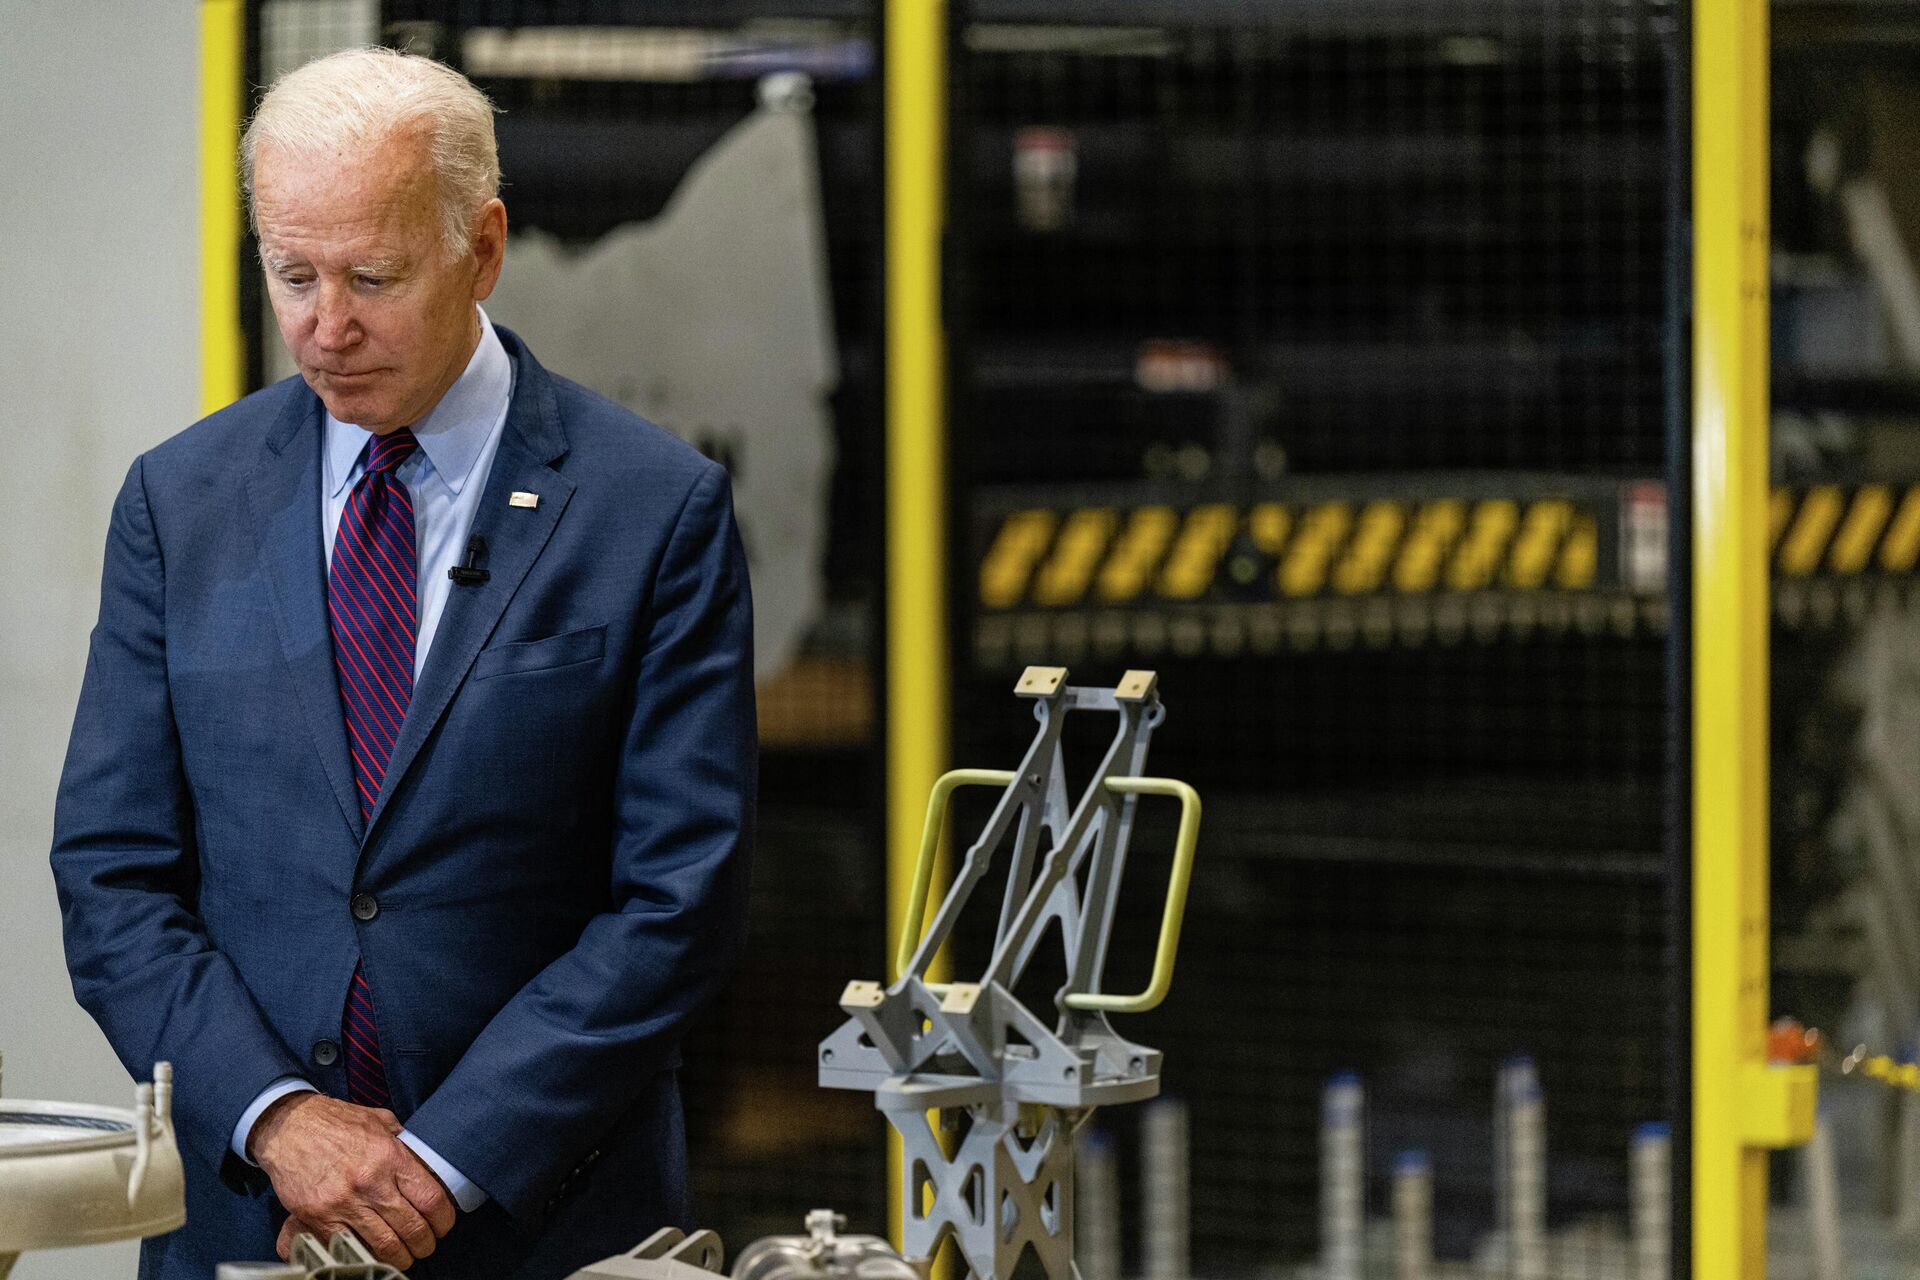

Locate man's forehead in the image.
[255,139,438,253]
[255,206,422,262]
[255,130,436,215]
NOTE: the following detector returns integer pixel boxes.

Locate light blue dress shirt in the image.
[230,308,513,1214]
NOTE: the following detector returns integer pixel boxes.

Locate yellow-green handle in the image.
[896,769,1018,980]
[1063,776,1201,1014]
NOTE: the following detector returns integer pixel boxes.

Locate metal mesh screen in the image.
[948,5,1684,1273]
[1766,14,1920,1261]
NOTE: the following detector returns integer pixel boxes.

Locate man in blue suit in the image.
[50,48,755,1279]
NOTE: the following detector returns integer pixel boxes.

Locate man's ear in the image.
[471,198,508,302]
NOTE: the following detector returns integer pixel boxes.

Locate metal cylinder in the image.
[1899,1088,1920,1236]
[1320,1074,1365,1280]
[1392,1151,1431,1280]
[215,1266,306,1280]
[1141,1097,1189,1280]
[1498,1057,1545,1280]
[732,1218,919,1280]
[1806,1110,1846,1280]
[1494,1058,1533,1233]
[1629,1122,1669,1280]
[1077,1129,1122,1280]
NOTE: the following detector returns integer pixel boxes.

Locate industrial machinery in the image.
[0,1058,185,1279]
[817,667,1200,1280]
[565,1213,918,1280]
[217,1231,407,1279]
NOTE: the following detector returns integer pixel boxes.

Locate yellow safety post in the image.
[1693,0,1814,1273]
[200,0,246,414]
[885,0,949,1253]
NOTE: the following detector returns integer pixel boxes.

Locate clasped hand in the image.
[250,1092,457,1270]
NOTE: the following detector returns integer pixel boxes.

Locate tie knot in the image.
[365,429,418,475]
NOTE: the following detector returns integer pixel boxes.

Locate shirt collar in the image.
[324,308,513,500]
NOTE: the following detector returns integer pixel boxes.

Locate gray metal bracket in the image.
[819,668,1195,1280]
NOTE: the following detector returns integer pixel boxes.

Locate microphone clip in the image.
[449,534,491,586]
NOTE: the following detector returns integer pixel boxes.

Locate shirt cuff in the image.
[398,1129,489,1212]
[232,1077,319,1165]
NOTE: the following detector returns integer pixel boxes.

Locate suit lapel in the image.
[244,386,364,843]
[364,331,576,840]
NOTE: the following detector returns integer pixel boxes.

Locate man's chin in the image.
[309,381,392,431]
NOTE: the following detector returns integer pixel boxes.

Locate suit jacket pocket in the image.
[472,624,606,681]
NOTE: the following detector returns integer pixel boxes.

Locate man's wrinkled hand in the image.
[250,1092,456,1271]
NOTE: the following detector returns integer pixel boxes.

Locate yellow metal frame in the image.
[894,771,1203,1015]
[884,0,949,1249]
[1062,777,1201,1014]
[1693,0,1811,1273]
[199,0,246,414]
[895,770,1017,980]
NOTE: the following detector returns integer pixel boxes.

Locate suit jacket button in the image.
[351,893,379,921]
[313,1038,340,1066]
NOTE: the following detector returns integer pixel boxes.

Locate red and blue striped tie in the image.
[328,427,418,1107]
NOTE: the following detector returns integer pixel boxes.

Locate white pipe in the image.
[1629,1123,1670,1280]
[128,1082,154,1208]
[1393,1151,1432,1280]
[1806,1110,1846,1280]
[1321,1074,1364,1280]
[1860,889,1920,1038]
[1853,788,1920,1010]
[1841,180,1920,371]
[1495,1060,1524,1241]
[1142,1098,1189,1280]
[1499,1058,1546,1280]
[1899,1091,1920,1237]
[153,1061,173,1127]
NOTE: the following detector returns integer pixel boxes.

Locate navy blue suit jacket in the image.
[51,328,756,1279]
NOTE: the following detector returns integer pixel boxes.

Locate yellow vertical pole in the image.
[200,0,246,414]
[1693,0,1817,1273]
[885,0,949,1252]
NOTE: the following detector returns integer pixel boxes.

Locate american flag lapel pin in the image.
[509,491,540,509]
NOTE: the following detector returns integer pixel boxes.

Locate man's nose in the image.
[312,281,359,350]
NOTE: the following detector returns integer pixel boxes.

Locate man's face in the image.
[253,126,504,434]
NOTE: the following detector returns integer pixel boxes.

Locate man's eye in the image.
[356,275,387,289]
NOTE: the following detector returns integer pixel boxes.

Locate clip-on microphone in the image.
[448,534,490,585]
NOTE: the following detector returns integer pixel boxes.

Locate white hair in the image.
[242,47,499,258]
